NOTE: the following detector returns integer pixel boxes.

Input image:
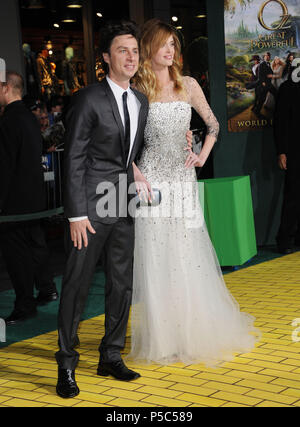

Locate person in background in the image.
[48,95,64,126]
[274,60,300,254]
[252,52,277,118]
[264,56,285,110]
[42,97,65,153]
[23,43,40,99]
[270,56,285,90]
[40,108,49,133]
[282,52,295,82]
[23,97,43,121]
[0,71,58,326]
[36,45,54,101]
[246,54,261,113]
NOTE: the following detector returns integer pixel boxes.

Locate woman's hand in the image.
[184,130,193,153]
[185,151,206,168]
[184,130,204,167]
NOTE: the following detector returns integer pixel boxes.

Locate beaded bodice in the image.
[139,101,192,182]
[137,76,219,183]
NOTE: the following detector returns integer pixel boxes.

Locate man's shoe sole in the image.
[5,311,37,326]
[277,248,293,255]
[56,387,80,399]
[36,294,59,306]
[97,367,140,381]
[97,367,110,377]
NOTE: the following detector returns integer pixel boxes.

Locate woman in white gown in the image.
[264,56,285,110]
[129,20,260,366]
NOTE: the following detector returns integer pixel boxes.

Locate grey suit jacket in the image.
[63,78,149,223]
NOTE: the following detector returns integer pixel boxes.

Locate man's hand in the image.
[278,154,287,170]
[70,219,96,250]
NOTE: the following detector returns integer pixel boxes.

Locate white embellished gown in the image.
[128,77,259,366]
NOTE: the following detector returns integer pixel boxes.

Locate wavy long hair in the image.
[134,19,185,102]
[271,56,285,70]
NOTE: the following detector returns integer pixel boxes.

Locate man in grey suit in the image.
[55,21,150,399]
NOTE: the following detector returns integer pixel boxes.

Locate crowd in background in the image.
[24,94,67,153]
[0,93,67,154]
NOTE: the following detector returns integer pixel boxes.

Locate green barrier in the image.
[199,176,257,267]
[0,207,64,223]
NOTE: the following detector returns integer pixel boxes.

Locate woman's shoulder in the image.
[182,75,201,88]
[183,75,196,84]
[182,76,203,97]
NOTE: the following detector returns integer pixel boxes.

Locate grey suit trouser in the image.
[55,217,134,370]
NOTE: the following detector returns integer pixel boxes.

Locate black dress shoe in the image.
[56,369,80,399]
[277,246,293,255]
[5,308,37,326]
[36,289,59,306]
[97,359,141,381]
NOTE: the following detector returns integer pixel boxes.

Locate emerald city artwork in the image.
[224,0,300,132]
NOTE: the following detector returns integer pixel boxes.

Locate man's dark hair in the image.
[286,52,295,63]
[4,71,24,96]
[99,20,139,74]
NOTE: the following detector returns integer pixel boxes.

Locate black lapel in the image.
[103,78,126,155]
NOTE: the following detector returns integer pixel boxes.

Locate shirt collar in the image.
[106,76,130,97]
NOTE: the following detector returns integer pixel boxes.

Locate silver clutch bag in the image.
[135,188,162,208]
[192,128,204,155]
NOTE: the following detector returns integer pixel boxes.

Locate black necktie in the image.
[122,91,131,162]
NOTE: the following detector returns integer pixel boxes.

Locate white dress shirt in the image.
[69,76,141,223]
[252,63,260,77]
[106,76,141,164]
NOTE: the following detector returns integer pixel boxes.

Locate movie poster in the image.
[224,0,300,132]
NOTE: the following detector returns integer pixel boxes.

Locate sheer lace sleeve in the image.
[184,76,219,139]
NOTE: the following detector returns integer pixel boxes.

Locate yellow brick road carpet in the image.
[0,252,300,407]
[0,269,106,348]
